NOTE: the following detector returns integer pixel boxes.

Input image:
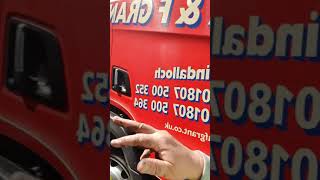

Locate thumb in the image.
[137,158,172,178]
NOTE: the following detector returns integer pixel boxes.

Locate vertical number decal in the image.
[81,72,109,105]
[224,82,246,121]
[221,137,243,175]
[95,73,109,105]
[91,116,106,147]
[77,114,90,143]
[77,114,108,148]
[81,72,95,103]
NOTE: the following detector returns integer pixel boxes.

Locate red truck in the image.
[0,1,109,179]
[109,0,210,179]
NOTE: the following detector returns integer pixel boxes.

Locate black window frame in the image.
[112,66,131,97]
[5,17,68,112]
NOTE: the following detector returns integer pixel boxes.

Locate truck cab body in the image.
[0,1,109,179]
[110,0,210,179]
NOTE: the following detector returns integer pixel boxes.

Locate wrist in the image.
[188,150,204,180]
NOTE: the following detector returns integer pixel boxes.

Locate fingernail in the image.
[112,116,120,122]
[111,139,119,146]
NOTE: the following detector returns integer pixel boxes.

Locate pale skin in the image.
[111,116,204,180]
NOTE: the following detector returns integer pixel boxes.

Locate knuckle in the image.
[157,131,172,143]
[136,135,144,145]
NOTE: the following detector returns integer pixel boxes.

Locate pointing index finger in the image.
[111,134,159,151]
[111,116,157,134]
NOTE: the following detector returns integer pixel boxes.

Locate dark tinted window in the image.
[112,67,131,97]
[6,19,68,111]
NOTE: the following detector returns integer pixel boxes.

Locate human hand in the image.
[110,116,204,180]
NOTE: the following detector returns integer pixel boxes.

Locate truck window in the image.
[6,19,68,111]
